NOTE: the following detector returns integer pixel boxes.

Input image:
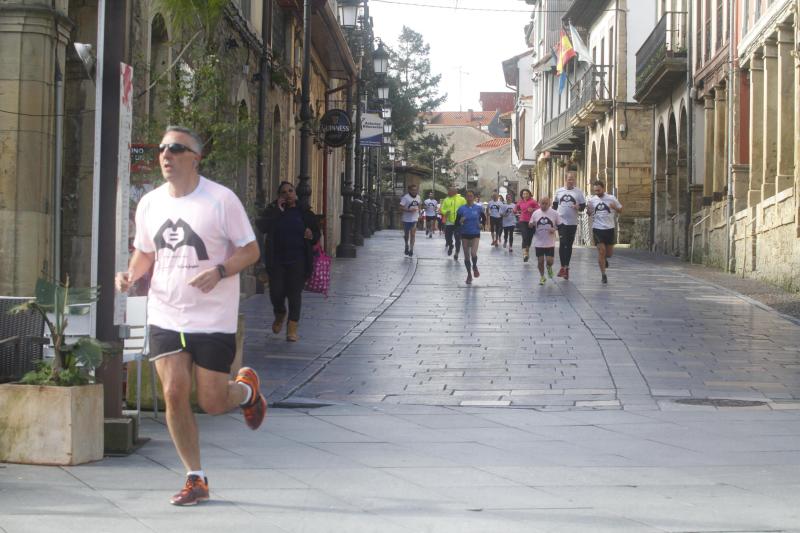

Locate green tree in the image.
[386,26,446,141]
[404,131,455,192]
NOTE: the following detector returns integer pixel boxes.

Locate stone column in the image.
[749,53,764,206]
[712,85,727,201]
[761,38,779,201]
[776,23,795,193]
[0,3,72,295]
[703,94,715,205]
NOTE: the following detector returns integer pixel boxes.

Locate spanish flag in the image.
[556,28,577,93]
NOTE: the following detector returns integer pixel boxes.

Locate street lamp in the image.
[381,103,392,120]
[338,0,361,29]
[383,121,392,135]
[376,83,389,100]
[382,133,391,146]
[388,145,395,156]
[373,41,390,75]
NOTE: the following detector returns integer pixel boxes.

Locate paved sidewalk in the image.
[3,231,800,533]
[239,231,413,403]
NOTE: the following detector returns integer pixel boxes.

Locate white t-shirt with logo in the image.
[554,187,586,226]
[423,198,439,217]
[588,194,621,230]
[502,203,517,227]
[487,200,504,219]
[531,208,561,248]
[133,177,256,334]
[400,193,422,223]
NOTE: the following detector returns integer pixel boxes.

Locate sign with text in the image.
[359,113,383,147]
[320,109,352,147]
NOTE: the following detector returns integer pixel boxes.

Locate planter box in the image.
[0,383,103,465]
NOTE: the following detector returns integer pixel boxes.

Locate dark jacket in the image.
[255,202,321,279]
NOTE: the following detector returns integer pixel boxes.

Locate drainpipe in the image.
[724,0,735,272]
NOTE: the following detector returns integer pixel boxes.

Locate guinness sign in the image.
[320,109,352,148]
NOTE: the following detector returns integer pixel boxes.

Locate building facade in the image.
[0,0,357,295]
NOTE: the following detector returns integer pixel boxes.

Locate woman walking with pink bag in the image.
[256,181,320,342]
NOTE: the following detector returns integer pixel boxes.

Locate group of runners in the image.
[399,170,623,285]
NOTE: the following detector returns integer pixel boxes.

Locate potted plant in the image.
[0,277,110,465]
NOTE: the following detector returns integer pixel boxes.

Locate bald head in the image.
[539,196,551,210]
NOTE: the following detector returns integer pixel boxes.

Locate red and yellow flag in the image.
[556,29,577,76]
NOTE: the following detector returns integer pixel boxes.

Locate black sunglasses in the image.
[158,143,197,155]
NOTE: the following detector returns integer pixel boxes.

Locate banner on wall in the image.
[359,113,383,147]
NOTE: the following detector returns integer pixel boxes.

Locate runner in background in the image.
[423,191,439,238]
[440,187,467,261]
[502,192,516,252]
[529,196,561,285]
[514,189,540,263]
[553,170,586,281]
[586,180,623,284]
[487,192,504,247]
[399,183,422,257]
[456,190,486,285]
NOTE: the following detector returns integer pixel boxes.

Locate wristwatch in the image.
[216,264,226,279]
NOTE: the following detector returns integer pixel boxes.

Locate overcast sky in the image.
[368,0,533,112]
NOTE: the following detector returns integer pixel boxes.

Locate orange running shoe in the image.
[236,367,267,430]
[170,475,209,506]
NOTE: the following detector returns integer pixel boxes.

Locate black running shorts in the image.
[149,325,236,374]
[535,247,555,257]
[592,228,616,246]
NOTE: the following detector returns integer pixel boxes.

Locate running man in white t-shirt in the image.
[399,183,422,257]
[553,170,586,280]
[423,191,439,238]
[586,180,623,284]
[115,126,264,506]
[487,192,504,247]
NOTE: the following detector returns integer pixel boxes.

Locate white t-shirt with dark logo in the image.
[423,198,439,217]
[554,187,586,226]
[400,193,422,223]
[487,200,504,219]
[502,203,517,227]
[588,194,621,230]
[133,177,256,334]
[531,208,561,248]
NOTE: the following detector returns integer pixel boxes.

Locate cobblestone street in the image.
[3,231,800,533]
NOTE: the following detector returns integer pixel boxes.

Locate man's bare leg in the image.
[597,243,607,274]
[195,366,247,415]
[155,352,201,472]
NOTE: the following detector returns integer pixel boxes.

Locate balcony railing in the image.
[572,64,612,110]
[636,12,687,83]
[541,65,611,149]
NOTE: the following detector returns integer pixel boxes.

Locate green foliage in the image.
[9,277,110,387]
[144,0,258,198]
[385,27,446,142]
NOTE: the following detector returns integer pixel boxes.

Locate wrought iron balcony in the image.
[634,11,688,104]
[570,64,613,128]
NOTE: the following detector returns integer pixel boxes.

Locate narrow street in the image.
[4,231,800,533]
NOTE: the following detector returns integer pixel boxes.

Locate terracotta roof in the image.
[479,92,516,114]
[476,137,512,149]
[425,110,498,127]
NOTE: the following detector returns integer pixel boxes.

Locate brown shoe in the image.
[286,320,299,342]
[170,475,209,506]
[271,313,286,334]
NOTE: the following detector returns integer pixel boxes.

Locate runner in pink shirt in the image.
[514,189,540,263]
[529,196,561,285]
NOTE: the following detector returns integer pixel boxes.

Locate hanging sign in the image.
[320,109,352,147]
[359,113,383,147]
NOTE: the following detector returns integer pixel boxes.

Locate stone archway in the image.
[666,112,679,255]
[676,104,689,257]
[599,135,607,181]
[149,14,170,119]
[606,128,615,192]
[589,141,598,183]
[270,105,282,201]
[655,123,667,253]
